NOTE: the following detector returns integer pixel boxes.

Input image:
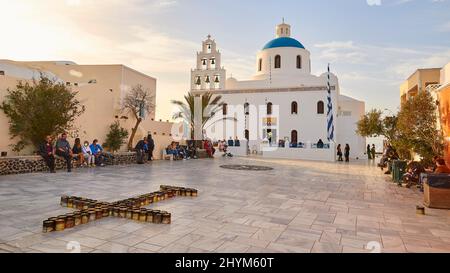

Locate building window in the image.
[0,71,5,76]
[244,103,250,115]
[267,102,273,115]
[223,103,228,116]
[274,55,281,69]
[291,101,298,114]
[66,82,71,86]
[317,101,325,114]
[258,59,262,72]
[296,55,302,69]
[291,130,298,144]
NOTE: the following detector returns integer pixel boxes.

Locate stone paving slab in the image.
[0,157,449,253]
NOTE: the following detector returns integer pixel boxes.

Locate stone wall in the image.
[0,152,138,176]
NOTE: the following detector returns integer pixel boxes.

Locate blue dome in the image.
[263,37,305,50]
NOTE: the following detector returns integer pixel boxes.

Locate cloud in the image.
[367,0,382,6]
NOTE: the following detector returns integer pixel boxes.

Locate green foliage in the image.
[171,92,234,139]
[0,76,85,151]
[356,91,444,162]
[103,121,129,153]
[396,91,443,161]
[356,109,384,138]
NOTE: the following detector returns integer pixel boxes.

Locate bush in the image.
[103,121,129,153]
[0,76,85,151]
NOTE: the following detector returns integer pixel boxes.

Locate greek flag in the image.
[327,64,335,141]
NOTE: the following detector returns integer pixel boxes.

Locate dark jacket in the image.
[39,142,53,157]
[148,138,155,151]
[135,140,146,151]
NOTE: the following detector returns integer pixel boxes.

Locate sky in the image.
[1,0,450,122]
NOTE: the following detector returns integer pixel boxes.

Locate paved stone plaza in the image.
[0,157,449,253]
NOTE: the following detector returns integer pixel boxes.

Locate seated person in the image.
[39,135,56,173]
[204,140,214,158]
[402,161,425,188]
[166,142,180,160]
[55,132,73,172]
[278,140,285,148]
[234,137,241,147]
[435,158,450,174]
[290,142,298,148]
[317,139,324,149]
[90,139,105,167]
[227,137,234,147]
[72,138,85,167]
[82,141,95,167]
[186,142,197,159]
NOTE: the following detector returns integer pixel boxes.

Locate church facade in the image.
[190,21,366,161]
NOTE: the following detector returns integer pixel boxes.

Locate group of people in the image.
[39,133,107,173]
[218,139,233,158]
[402,156,450,188]
[336,144,351,162]
[134,134,155,164]
[165,141,197,160]
[366,144,377,160]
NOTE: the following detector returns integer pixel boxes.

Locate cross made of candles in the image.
[42,185,198,233]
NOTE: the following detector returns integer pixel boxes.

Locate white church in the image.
[189,21,366,161]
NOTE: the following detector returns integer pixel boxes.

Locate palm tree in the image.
[171,92,234,139]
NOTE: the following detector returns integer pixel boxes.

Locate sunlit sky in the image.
[1,0,450,121]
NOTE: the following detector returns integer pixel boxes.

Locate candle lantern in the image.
[186,189,192,197]
[132,210,140,221]
[60,196,69,207]
[95,208,103,220]
[81,213,89,224]
[162,212,171,224]
[126,208,133,219]
[146,210,154,223]
[102,207,109,218]
[43,220,55,233]
[153,210,162,224]
[74,213,82,226]
[67,197,74,208]
[139,210,147,222]
[119,207,127,218]
[55,219,65,231]
[89,210,96,222]
[181,188,187,197]
[191,189,198,197]
[113,207,120,217]
[65,216,75,229]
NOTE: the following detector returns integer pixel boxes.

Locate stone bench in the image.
[0,152,138,176]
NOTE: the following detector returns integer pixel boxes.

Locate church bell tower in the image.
[190,35,226,91]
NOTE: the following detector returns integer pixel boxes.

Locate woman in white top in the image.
[82,141,95,166]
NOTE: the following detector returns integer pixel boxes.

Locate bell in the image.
[214,76,220,83]
[211,59,215,65]
[205,76,210,83]
[196,77,201,85]
[202,59,207,65]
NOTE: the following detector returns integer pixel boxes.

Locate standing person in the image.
[135,137,148,164]
[235,136,241,147]
[371,144,376,160]
[82,141,95,167]
[337,144,343,162]
[147,133,155,161]
[367,144,372,160]
[39,135,56,173]
[90,139,105,167]
[344,144,350,163]
[228,137,234,147]
[55,132,73,172]
[72,138,85,167]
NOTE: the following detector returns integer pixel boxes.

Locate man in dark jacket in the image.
[147,133,155,161]
[135,137,148,164]
[39,135,56,173]
[55,132,73,172]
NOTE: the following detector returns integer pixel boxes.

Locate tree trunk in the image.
[128,118,142,151]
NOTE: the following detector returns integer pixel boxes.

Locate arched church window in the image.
[317,101,325,114]
[291,101,298,114]
[202,59,207,65]
[205,75,210,83]
[274,55,281,69]
[244,103,250,115]
[267,102,273,115]
[297,55,302,69]
[207,43,212,53]
[258,59,262,72]
[223,103,228,116]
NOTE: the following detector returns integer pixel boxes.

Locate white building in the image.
[190,21,366,161]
